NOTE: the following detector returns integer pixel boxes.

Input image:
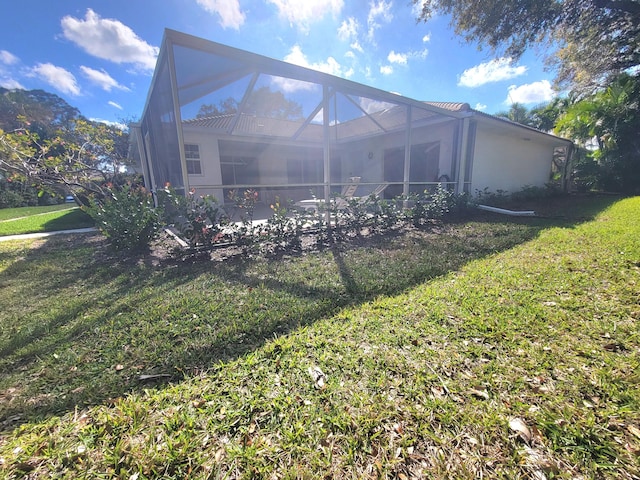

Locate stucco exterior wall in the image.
[182,129,224,200]
[470,121,556,195]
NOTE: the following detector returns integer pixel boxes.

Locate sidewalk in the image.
[0,227,97,242]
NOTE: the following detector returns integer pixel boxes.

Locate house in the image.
[130,29,573,208]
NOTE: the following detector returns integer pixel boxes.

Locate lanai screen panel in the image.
[151,30,464,203]
[172,42,327,143]
[143,54,184,193]
[232,74,324,140]
[172,44,255,125]
[330,93,407,141]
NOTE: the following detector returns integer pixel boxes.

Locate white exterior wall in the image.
[182,129,224,200]
[470,121,556,194]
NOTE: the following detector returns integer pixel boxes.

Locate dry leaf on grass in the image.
[521,445,561,479]
[430,385,447,399]
[308,366,326,389]
[628,425,640,439]
[509,417,532,443]
[469,388,489,400]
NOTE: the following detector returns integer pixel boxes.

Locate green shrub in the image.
[474,187,510,206]
[510,183,564,202]
[83,184,163,252]
[257,196,305,257]
[0,189,25,208]
[159,186,229,248]
[157,187,472,259]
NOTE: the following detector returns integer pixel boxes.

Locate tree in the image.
[414,0,640,94]
[529,98,571,132]
[196,86,303,120]
[495,103,535,126]
[0,88,132,204]
[0,118,130,202]
[0,88,81,138]
[555,74,640,193]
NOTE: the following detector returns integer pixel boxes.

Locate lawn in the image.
[0,206,94,236]
[0,204,74,221]
[0,195,638,478]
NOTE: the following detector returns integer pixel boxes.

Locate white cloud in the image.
[0,50,24,89]
[338,18,364,55]
[268,0,343,31]
[271,45,346,92]
[0,78,25,90]
[108,101,123,110]
[0,50,19,65]
[80,66,130,92]
[350,41,364,53]
[90,118,127,130]
[458,57,527,87]
[422,33,431,43]
[387,49,428,66]
[283,45,343,77]
[387,51,407,65]
[61,9,159,72]
[196,0,246,30]
[30,63,80,96]
[380,65,393,75]
[367,0,393,43]
[474,103,487,111]
[360,97,396,114]
[506,80,555,104]
[337,17,358,41]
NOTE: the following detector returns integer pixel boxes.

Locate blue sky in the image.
[0,0,558,127]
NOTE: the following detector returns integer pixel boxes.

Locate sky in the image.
[0,0,559,127]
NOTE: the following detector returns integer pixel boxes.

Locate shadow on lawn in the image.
[0,194,620,431]
[42,208,94,231]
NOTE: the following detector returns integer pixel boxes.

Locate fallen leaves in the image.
[308,366,326,389]
[469,388,490,400]
[509,417,532,444]
[628,425,640,440]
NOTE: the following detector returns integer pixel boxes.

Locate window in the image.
[184,144,202,175]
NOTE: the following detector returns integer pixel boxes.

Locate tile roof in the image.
[423,102,471,112]
[183,103,448,141]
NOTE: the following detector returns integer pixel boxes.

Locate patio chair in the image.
[361,182,389,201]
[295,177,361,212]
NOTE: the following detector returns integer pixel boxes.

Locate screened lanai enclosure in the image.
[131,29,567,210]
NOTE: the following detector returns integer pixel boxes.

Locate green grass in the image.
[0,204,75,221]
[0,195,638,478]
[0,207,93,236]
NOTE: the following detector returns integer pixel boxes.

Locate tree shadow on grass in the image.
[41,208,94,231]
[0,195,620,431]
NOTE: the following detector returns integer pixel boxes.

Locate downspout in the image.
[323,85,331,224]
[402,106,412,197]
[462,120,477,194]
[456,117,470,194]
